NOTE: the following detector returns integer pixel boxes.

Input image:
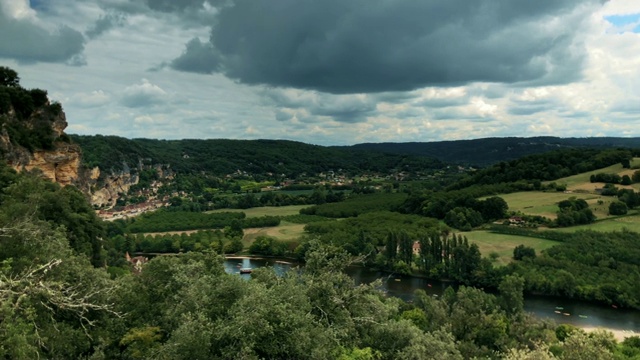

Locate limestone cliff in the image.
[89,167,139,208]
[0,106,83,187]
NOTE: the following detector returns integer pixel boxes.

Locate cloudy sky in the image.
[1,0,639,145]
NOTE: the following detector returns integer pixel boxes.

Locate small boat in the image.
[427,284,432,288]
[555,306,564,310]
[612,305,618,309]
[563,313,571,316]
[554,311,561,314]
[239,268,253,274]
[579,315,588,319]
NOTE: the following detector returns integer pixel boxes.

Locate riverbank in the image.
[583,326,638,341]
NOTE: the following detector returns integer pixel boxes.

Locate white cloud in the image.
[69,90,111,108]
[0,0,36,21]
[120,79,168,108]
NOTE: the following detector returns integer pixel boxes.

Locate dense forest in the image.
[70,134,446,177]
[350,137,640,166]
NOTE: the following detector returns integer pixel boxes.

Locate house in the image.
[412,241,421,255]
[125,252,149,273]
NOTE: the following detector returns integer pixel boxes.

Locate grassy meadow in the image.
[551,210,640,233]
[544,157,640,192]
[496,191,600,219]
[208,204,310,218]
[242,221,306,247]
[464,230,559,266]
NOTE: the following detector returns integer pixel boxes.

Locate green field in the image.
[496,191,601,219]
[242,221,306,248]
[208,205,309,218]
[464,230,559,266]
[551,211,640,233]
[544,157,640,192]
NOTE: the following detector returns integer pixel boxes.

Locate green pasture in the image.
[497,191,600,219]
[242,221,306,248]
[464,230,559,266]
[208,205,308,218]
[551,211,640,233]
[498,190,628,221]
[544,157,640,191]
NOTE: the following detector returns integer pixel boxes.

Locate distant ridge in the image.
[345,137,640,167]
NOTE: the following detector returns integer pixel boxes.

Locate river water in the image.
[224,257,640,333]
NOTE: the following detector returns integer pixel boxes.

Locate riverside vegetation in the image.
[3,66,640,358]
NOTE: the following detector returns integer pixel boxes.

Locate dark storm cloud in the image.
[265,89,376,123]
[171,38,220,74]
[170,0,603,94]
[85,12,126,39]
[0,7,85,64]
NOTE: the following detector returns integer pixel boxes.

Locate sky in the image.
[0,0,639,146]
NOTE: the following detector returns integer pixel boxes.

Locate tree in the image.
[561,330,615,360]
[0,217,119,358]
[499,274,525,317]
[513,245,536,260]
[608,201,628,215]
[224,219,244,240]
[0,66,19,87]
[481,196,508,221]
[622,158,631,169]
[618,189,640,209]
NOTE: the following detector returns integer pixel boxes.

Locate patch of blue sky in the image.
[605,14,640,33]
[29,0,48,11]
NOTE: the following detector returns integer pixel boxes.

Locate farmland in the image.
[463,230,559,266]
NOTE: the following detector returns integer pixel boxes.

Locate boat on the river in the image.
[239,268,253,274]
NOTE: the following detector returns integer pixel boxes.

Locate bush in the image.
[609,201,628,216]
[513,245,536,260]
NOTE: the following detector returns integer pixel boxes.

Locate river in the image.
[224,257,640,335]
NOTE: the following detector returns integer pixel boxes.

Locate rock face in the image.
[1,103,162,209]
[0,107,83,187]
[90,169,139,208]
[20,145,82,186]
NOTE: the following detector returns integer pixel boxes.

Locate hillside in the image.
[348,137,640,166]
[70,134,447,177]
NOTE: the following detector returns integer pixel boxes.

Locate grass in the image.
[497,190,625,221]
[241,221,306,248]
[551,210,640,233]
[207,205,309,218]
[497,191,601,219]
[544,157,640,192]
[464,230,560,266]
